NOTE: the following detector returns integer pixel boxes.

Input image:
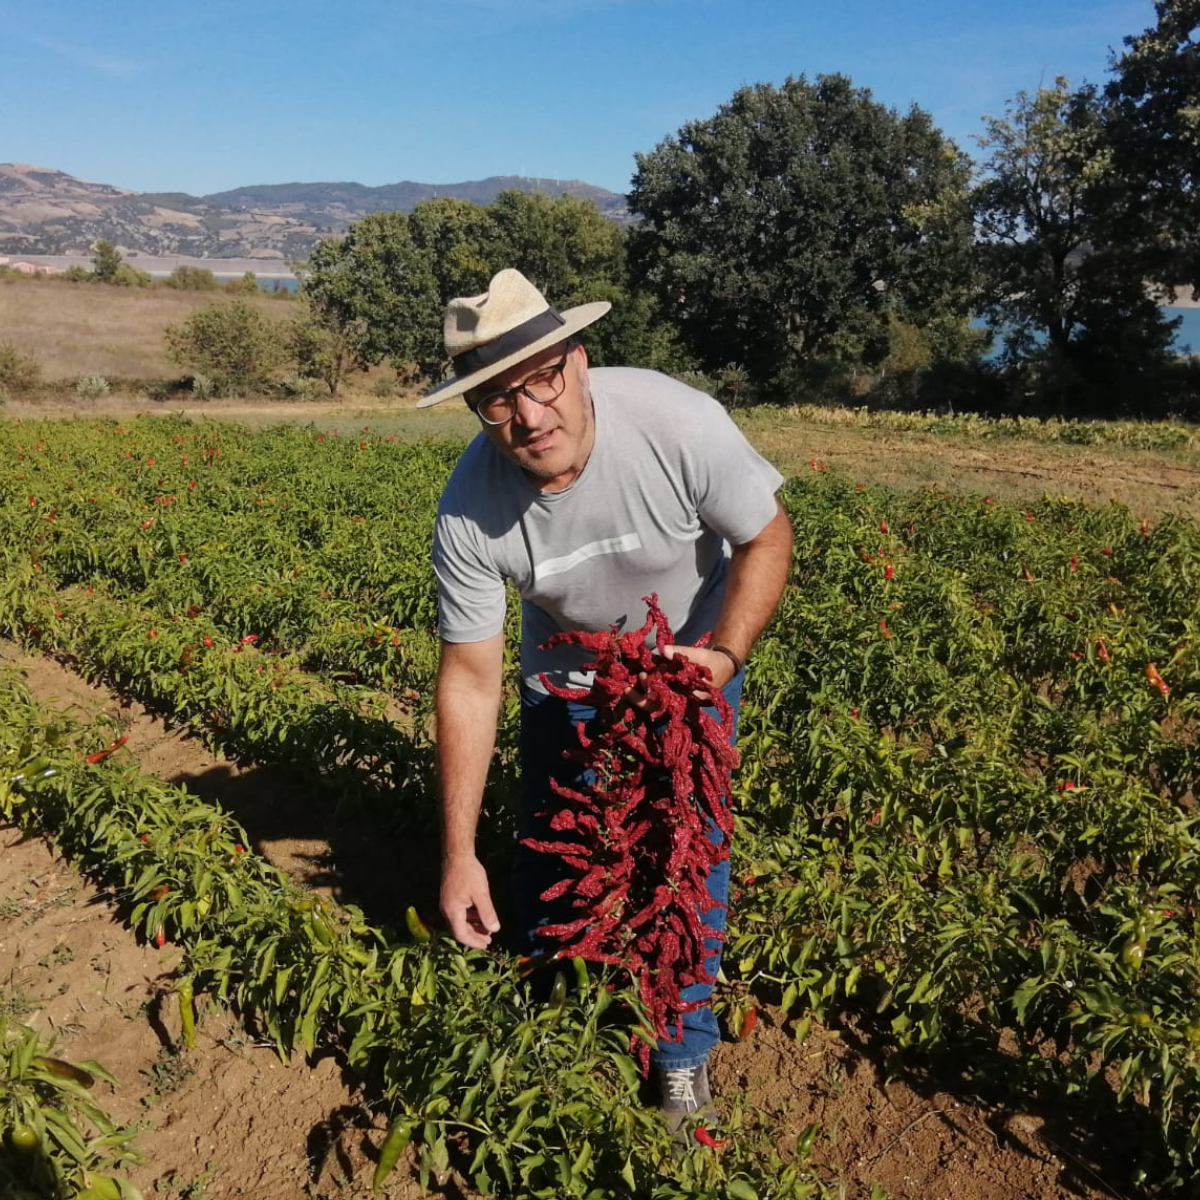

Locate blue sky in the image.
[0,0,1157,197]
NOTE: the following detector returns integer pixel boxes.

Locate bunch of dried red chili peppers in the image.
[523,596,738,1066]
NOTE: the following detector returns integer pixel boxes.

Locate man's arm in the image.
[664,499,794,687]
[436,633,506,948]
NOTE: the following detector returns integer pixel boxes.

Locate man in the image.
[420,268,792,1130]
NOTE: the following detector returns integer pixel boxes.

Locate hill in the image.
[0,164,629,262]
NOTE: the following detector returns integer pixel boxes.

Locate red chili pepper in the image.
[1097,640,1111,664]
[1069,556,1077,572]
[154,926,166,948]
[879,519,889,534]
[203,636,214,648]
[239,634,258,645]
[884,564,894,581]
[739,1005,758,1039]
[1103,547,1112,556]
[694,1124,727,1148]
[879,619,892,639]
[1146,663,1170,696]
[148,629,158,640]
[85,735,128,764]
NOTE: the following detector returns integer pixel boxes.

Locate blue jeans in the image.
[514,670,744,1070]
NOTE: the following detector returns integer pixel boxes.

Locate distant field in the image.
[0,276,294,380]
[3,275,1200,520]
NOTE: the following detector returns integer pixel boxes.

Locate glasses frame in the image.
[469,351,572,427]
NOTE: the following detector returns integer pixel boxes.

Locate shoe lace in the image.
[663,1069,697,1108]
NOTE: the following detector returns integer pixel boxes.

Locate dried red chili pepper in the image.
[524,596,738,1067]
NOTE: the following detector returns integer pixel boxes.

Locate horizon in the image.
[0,0,1158,198]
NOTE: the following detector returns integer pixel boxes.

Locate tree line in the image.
[171,0,1198,418]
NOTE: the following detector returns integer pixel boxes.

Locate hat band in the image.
[452,307,566,377]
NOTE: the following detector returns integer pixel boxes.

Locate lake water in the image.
[977,305,1199,358]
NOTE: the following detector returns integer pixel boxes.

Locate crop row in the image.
[0,673,823,1198]
[4,417,1200,1187]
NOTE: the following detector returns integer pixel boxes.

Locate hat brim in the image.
[416,300,612,408]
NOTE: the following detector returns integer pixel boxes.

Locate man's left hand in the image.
[658,644,737,698]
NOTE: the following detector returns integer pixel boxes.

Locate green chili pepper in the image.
[405,906,432,943]
[573,954,589,995]
[178,978,196,1050]
[7,1123,40,1154]
[372,1116,416,1191]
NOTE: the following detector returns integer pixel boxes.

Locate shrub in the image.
[110,263,153,288]
[75,375,111,398]
[163,266,220,291]
[190,374,217,401]
[224,271,259,294]
[164,300,284,396]
[0,343,41,393]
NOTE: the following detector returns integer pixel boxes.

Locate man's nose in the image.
[512,390,550,428]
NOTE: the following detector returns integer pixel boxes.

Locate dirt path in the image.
[0,644,1131,1199]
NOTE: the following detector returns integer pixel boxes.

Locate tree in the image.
[628,75,976,398]
[90,239,123,282]
[972,79,1179,413]
[163,298,284,395]
[407,196,497,308]
[1105,0,1200,293]
[286,302,360,397]
[303,212,441,377]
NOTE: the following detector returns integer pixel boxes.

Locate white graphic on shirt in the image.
[535,533,642,580]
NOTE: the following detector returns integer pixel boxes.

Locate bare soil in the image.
[0,644,1134,1200]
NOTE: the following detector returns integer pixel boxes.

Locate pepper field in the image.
[1,416,1199,1198]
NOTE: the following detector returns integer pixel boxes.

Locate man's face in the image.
[469,342,594,491]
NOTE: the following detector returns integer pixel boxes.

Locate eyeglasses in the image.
[470,353,571,426]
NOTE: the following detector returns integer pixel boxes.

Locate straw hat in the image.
[417,268,610,407]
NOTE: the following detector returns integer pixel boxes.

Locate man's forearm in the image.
[435,648,504,862]
[710,501,793,662]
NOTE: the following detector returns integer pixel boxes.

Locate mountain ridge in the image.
[0,164,629,261]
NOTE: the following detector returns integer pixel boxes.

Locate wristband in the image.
[710,644,744,676]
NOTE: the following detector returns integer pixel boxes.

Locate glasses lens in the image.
[473,354,569,425]
[520,359,567,402]
[475,394,514,425]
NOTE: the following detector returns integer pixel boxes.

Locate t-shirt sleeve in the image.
[432,491,508,643]
[682,392,784,545]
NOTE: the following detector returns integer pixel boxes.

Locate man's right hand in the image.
[440,854,501,949]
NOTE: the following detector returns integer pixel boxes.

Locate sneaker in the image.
[656,1061,712,1136]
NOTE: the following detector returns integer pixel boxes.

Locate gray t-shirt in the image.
[432,367,784,693]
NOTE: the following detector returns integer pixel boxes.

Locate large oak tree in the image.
[627,74,975,397]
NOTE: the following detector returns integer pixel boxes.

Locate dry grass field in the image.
[0,275,294,380]
[4,275,1200,520]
